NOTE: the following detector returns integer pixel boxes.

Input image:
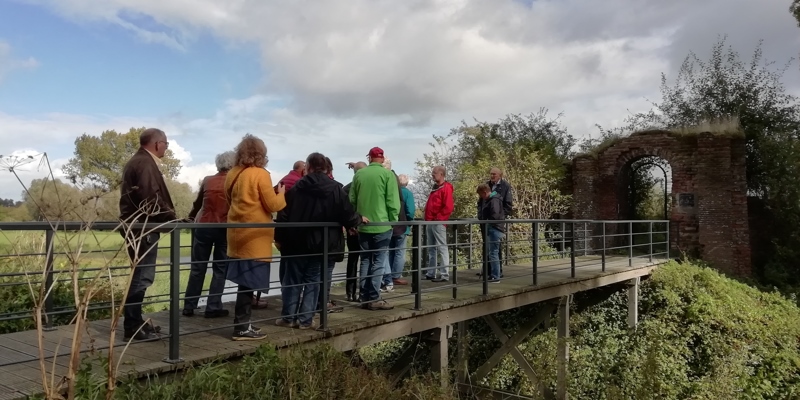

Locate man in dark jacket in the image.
[476,167,513,276]
[274,153,365,329]
[118,128,177,341]
[342,161,367,301]
[477,183,505,282]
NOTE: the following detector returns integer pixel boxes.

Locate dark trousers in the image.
[123,232,159,334]
[183,228,228,312]
[233,284,254,332]
[317,260,336,310]
[345,234,360,299]
[280,256,323,327]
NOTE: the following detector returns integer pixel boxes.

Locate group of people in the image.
[118,129,513,342]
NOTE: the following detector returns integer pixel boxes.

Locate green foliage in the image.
[0,204,31,221]
[63,127,182,190]
[474,261,800,399]
[65,345,456,400]
[792,0,800,27]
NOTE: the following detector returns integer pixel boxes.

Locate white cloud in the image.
[0,40,39,83]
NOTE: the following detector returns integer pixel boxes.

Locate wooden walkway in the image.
[0,255,666,399]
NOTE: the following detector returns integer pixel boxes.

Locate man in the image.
[119,128,177,341]
[275,153,364,329]
[349,147,400,310]
[182,151,235,318]
[278,160,306,190]
[424,165,454,282]
[381,158,414,293]
[477,167,513,276]
[477,183,505,282]
[342,161,367,301]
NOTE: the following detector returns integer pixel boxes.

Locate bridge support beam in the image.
[557,295,571,400]
[455,320,469,385]
[426,325,450,387]
[627,277,640,329]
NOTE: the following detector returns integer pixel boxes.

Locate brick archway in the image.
[569,130,751,276]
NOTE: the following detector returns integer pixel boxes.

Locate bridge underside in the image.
[0,255,664,400]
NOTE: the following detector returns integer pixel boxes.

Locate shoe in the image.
[275,319,299,328]
[252,297,269,309]
[366,300,394,310]
[424,275,435,280]
[123,330,159,342]
[381,285,395,293]
[431,277,449,283]
[144,322,161,333]
[204,309,229,318]
[232,325,267,341]
[392,278,409,285]
[327,301,344,313]
[182,309,194,317]
[299,321,319,330]
[489,278,501,283]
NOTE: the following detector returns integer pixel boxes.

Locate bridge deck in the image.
[0,255,666,399]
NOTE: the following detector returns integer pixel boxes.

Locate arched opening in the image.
[618,155,673,255]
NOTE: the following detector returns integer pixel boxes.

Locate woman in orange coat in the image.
[225,134,286,341]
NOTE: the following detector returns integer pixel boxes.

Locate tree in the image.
[62,127,181,190]
[792,0,800,27]
[24,178,91,221]
[165,179,196,219]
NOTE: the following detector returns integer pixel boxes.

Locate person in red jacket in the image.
[278,160,306,190]
[423,165,454,282]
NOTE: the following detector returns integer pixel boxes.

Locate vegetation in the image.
[64,345,456,400]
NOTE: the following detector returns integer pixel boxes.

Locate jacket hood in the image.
[294,172,339,198]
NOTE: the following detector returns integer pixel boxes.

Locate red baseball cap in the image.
[367,147,384,158]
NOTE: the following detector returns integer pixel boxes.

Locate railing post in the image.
[412,223,422,310]
[666,221,671,260]
[532,222,539,286]
[560,222,565,257]
[321,227,329,331]
[569,223,576,279]
[467,225,474,270]
[164,228,183,364]
[628,221,633,267]
[43,228,56,331]
[601,222,606,272]
[649,221,653,263]
[451,224,458,300]
[482,224,489,295]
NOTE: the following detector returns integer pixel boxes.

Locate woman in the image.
[225,134,286,341]
[183,150,236,318]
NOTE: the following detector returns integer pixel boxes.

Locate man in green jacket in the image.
[349,147,400,310]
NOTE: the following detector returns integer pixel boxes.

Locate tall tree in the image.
[792,0,800,27]
[62,127,181,190]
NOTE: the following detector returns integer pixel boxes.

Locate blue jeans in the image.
[318,260,336,310]
[426,224,449,279]
[358,230,392,302]
[184,227,227,312]
[280,256,322,327]
[383,234,407,286]
[488,227,504,279]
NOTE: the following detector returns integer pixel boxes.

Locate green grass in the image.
[0,229,193,257]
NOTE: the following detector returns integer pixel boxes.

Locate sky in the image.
[0,0,798,201]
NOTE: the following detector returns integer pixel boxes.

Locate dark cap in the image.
[367,147,384,158]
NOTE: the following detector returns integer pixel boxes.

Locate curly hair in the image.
[234,134,268,168]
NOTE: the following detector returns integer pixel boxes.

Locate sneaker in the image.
[424,275,435,280]
[204,309,229,318]
[431,277,449,283]
[123,330,159,342]
[392,278,409,285]
[275,318,299,328]
[381,285,395,293]
[182,309,194,317]
[367,300,394,310]
[327,301,344,313]
[232,325,267,341]
[298,321,319,330]
[489,277,501,283]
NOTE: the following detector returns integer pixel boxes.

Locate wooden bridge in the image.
[0,219,669,400]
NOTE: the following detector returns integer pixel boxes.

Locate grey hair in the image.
[215,150,236,171]
[398,174,410,187]
[382,157,392,170]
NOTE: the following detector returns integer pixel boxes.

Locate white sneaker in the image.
[381,285,395,293]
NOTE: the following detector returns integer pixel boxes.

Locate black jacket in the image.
[274,172,361,262]
[479,194,506,232]
[119,148,177,222]
[476,179,513,218]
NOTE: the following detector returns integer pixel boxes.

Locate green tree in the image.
[62,127,182,190]
[792,0,800,27]
[24,178,90,221]
[166,179,196,218]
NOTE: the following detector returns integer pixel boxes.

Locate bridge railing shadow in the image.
[0,218,668,365]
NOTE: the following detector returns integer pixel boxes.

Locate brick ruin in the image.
[566,130,751,277]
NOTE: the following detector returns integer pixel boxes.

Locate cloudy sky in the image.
[0,0,798,201]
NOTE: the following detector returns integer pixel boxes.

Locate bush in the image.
[66,345,457,400]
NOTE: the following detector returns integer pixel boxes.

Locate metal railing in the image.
[0,218,669,364]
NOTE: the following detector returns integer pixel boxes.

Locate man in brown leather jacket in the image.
[119,128,177,341]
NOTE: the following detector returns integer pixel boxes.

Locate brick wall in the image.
[567,130,751,277]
